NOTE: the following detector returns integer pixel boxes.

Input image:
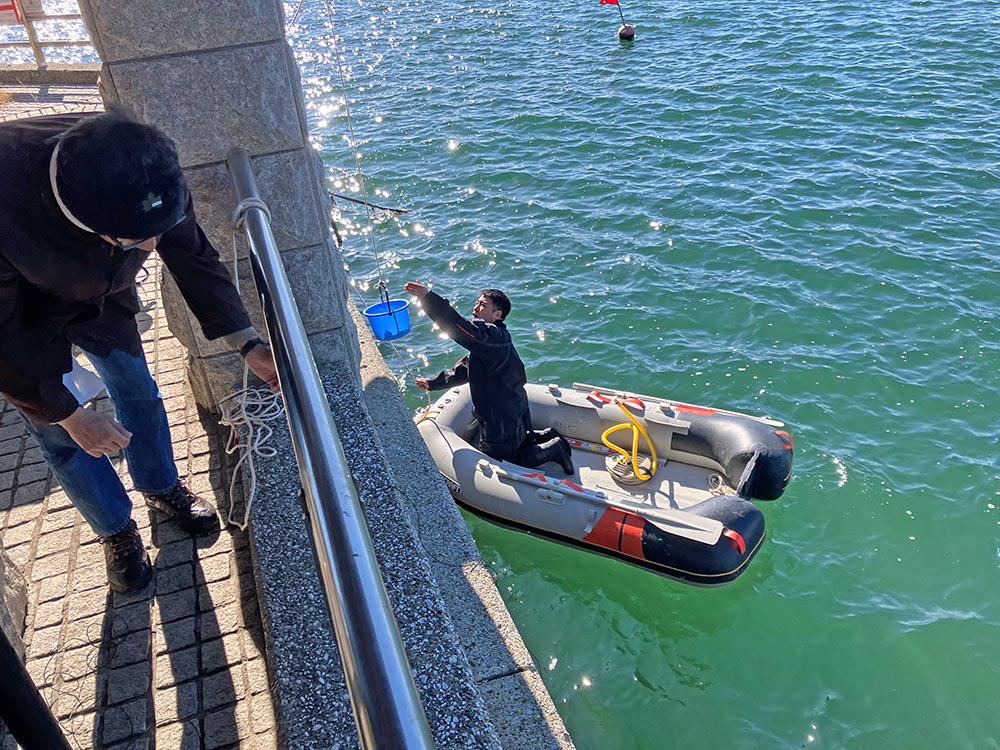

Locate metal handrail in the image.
[226,148,435,750]
[0,2,89,66]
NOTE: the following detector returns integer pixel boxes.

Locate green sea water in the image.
[287,1,1000,747]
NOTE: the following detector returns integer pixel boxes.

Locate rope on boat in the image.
[708,473,738,495]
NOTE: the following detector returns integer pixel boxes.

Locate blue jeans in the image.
[20,347,178,538]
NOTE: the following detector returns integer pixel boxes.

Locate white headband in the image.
[49,140,97,234]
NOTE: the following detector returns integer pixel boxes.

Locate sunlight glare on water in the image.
[284,1,1000,746]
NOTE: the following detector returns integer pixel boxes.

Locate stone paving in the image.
[0,252,278,749]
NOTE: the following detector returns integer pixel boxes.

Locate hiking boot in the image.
[144,481,220,535]
[554,437,575,476]
[102,519,152,593]
[520,436,575,476]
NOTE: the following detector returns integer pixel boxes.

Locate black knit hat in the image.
[54,106,187,239]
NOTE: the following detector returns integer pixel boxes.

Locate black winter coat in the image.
[0,114,251,422]
[421,290,529,460]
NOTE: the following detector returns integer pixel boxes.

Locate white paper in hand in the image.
[62,359,106,405]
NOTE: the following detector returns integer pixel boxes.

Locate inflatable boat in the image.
[416,382,793,585]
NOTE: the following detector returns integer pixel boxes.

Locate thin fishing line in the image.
[323,2,430,403]
[286,0,305,28]
[324,0,387,290]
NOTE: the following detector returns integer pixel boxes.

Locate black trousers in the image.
[477,418,564,467]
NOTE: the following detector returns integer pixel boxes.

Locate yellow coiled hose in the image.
[601,401,658,481]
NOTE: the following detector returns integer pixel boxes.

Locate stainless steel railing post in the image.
[226,148,434,750]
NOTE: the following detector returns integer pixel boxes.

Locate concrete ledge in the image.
[351,302,575,750]
[243,356,502,748]
[239,305,573,748]
[0,64,100,85]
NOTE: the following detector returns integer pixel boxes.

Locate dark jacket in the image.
[0,113,251,423]
[421,290,529,459]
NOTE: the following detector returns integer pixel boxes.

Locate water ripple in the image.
[287,1,1000,746]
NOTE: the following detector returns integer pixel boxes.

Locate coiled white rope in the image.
[216,13,428,530]
[218,364,284,531]
[218,220,284,531]
[708,473,737,496]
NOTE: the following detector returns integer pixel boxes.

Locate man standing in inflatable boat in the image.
[404,281,574,475]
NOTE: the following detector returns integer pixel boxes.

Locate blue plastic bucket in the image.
[362,299,411,341]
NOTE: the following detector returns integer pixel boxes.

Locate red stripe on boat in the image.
[775,430,793,449]
[587,390,611,404]
[559,479,584,492]
[583,509,626,551]
[674,404,715,416]
[620,514,646,559]
[622,397,645,410]
[522,472,548,482]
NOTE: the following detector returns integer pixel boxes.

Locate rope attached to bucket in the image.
[325,0,388,294]
[324,0,424,396]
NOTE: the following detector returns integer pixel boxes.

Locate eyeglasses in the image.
[108,211,187,252]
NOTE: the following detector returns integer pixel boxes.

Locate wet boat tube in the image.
[416,382,793,586]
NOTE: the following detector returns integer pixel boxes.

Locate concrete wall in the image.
[77,0,360,407]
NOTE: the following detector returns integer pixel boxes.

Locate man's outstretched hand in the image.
[404,281,429,299]
[414,377,430,391]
